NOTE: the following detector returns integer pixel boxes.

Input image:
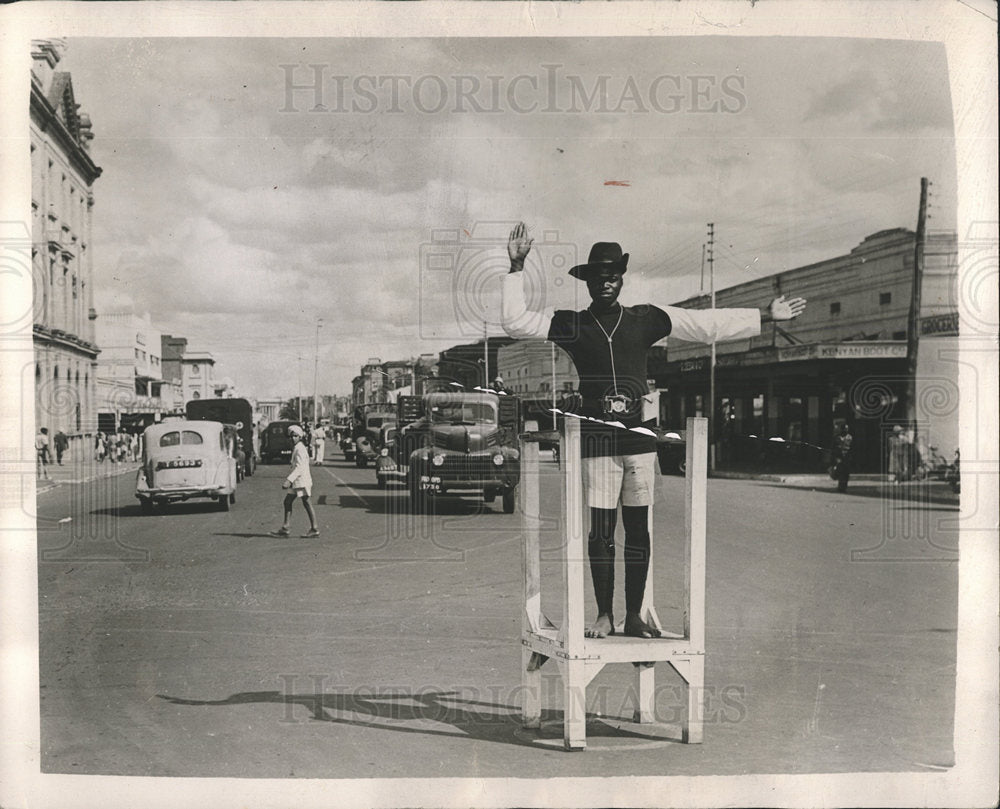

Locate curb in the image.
[35,463,140,494]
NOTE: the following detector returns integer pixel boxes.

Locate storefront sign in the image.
[920,312,960,336]
[777,343,907,362]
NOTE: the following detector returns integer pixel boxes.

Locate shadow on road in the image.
[90,501,226,518]
[155,689,676,748]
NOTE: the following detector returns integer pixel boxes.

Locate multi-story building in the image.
[496,340,579,397]
[255,398,283,425]
[30,39,102,440]
[159,334,188,414]
[437,337,515,390]
[652,227,959,471]
[93,310,163,432]
[181,350,216,402]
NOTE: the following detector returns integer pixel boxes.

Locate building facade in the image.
[93,310,164,432]
[652,228,958,471]
[181,350,217,402]
[30,39,102,439]
[496,340,579,396]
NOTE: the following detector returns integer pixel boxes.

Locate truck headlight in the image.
[432,454,445,466]
[492,453,504,466]
[379,448,389,457]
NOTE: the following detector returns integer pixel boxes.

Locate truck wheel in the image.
[356,455,367,468]
[377,475,387,489]
[229,491,236,505]
[676,457,687,476]
[218,495,231,512]
[502,487,517,514]
[139,497,153,515]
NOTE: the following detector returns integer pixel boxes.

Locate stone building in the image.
[30,39,102,441]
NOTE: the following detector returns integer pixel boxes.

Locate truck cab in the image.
[378,391,521,513]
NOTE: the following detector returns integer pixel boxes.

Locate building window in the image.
[829,302,841,315]
[191,364,200,375]
[879,292,892,305]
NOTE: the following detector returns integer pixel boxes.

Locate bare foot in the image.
[623,612,661,638]
[585,613,615,638]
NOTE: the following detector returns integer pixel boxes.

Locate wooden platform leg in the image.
[522,647,542,729]
[563,659,588,750]
[671,656,705,744]
[633,662,656,724]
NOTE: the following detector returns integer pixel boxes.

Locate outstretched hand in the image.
[507,221,533,270]
[768,295,807,321]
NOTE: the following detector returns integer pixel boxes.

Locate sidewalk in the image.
[712,469,960,504]
[35,453,141,494]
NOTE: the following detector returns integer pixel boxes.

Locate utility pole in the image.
[313,317,323,423]
[483,320,489,387]
[297,355,302,422]
[700,243,706,294]
[905,177,929,440]
[707,223,716,471]
[550,341,557,430]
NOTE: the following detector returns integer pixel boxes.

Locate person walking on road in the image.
[312,423,326,465]
[502,221,806,639]
[54,429,69,465]
[35,427,51,479]
[832,423,854,493]
[270,424,320,538]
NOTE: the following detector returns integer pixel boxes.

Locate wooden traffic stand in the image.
[520,417,708,750]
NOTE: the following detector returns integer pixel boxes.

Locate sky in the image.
[57,36,957,399]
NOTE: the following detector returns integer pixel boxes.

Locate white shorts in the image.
[581,452,656,509]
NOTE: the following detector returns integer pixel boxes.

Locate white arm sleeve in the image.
[501,273,555,339]
[663,305,761,343]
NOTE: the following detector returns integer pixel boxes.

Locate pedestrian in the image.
[269,424,320,538]
[54,429,69,465]
[313,422,326,465]
[832,423,853,493]
[95,432,105,463]
[35,427,51,479]
[888,425,908,483]
[502,222,806,638]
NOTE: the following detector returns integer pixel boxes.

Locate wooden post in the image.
[685,417,707,649]
[522,440,542,634]
[561,418,587,749]
[521,439,543,729]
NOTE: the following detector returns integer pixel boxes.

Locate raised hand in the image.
[507,221,533,270]
[768,295,807,321]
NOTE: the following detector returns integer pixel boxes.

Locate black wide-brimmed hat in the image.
[568,242,629,280]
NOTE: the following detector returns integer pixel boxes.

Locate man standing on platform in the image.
[501,222,806,638]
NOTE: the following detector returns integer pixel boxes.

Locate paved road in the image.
[35,447,958,777]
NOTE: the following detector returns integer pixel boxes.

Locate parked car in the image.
[260,420,301,464]
[135,420,238,513]
[185,397,257,477]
